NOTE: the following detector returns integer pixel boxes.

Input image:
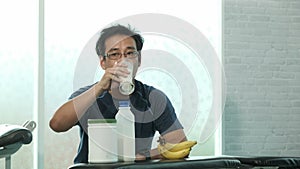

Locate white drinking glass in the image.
[119,59,135,95]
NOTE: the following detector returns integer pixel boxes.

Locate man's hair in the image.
[95,24,144,57]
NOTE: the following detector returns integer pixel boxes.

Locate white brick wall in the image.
[223,0,300,156]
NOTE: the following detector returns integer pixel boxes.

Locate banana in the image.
[162,140,197,152]
[158,144,191,160]
[156,137,197,159]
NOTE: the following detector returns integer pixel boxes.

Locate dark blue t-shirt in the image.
[69,80,183,164]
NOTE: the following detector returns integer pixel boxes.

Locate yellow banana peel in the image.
[158,144,191,160]
[157,140,197,160]
[163,140,197,152]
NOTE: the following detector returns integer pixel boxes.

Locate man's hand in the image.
[135,153,147,161]
[96,61,129,91]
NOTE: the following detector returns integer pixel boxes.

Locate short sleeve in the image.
[68,83,99,127]
[68,84,95,100]
[149,89,183,135]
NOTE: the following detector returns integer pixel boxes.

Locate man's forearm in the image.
[49,82,105,132]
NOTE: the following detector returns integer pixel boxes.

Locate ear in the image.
[100,56,106,69]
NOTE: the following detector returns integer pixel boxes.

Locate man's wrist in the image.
[140,150,151,160]
[94,82,105,96]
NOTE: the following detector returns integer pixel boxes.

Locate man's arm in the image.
[136,88,188,160]
[49,60,128,132]
[49,83,105,132]
[136,129,187,160]
[151,128,187,159]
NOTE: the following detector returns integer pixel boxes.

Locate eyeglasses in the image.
[105,51,139,60]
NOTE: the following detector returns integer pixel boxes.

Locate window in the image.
[0,0,38,168]
[1,1,222,168]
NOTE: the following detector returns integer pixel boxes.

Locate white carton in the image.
[88,119,118,163]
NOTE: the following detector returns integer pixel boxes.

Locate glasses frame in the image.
[105,51,139,60]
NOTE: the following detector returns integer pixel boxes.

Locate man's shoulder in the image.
[134,80,155,94]
[136,80,168,95]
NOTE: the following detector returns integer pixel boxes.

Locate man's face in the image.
[100,34,140,71]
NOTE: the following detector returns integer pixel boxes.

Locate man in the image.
[49,24,187,163]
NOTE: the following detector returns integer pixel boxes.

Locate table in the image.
[68,156,242,169]
[68,156,300,169]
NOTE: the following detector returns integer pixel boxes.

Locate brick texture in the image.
[223,0,300,156]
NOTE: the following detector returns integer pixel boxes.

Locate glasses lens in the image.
[126,51,138,58]
[107,52,121,60]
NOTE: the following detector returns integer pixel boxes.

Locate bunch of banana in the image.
[157,137,197,160]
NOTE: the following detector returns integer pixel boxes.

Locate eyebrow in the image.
[107,46,136,53]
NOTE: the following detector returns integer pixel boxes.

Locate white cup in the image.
[119,59,135,95]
